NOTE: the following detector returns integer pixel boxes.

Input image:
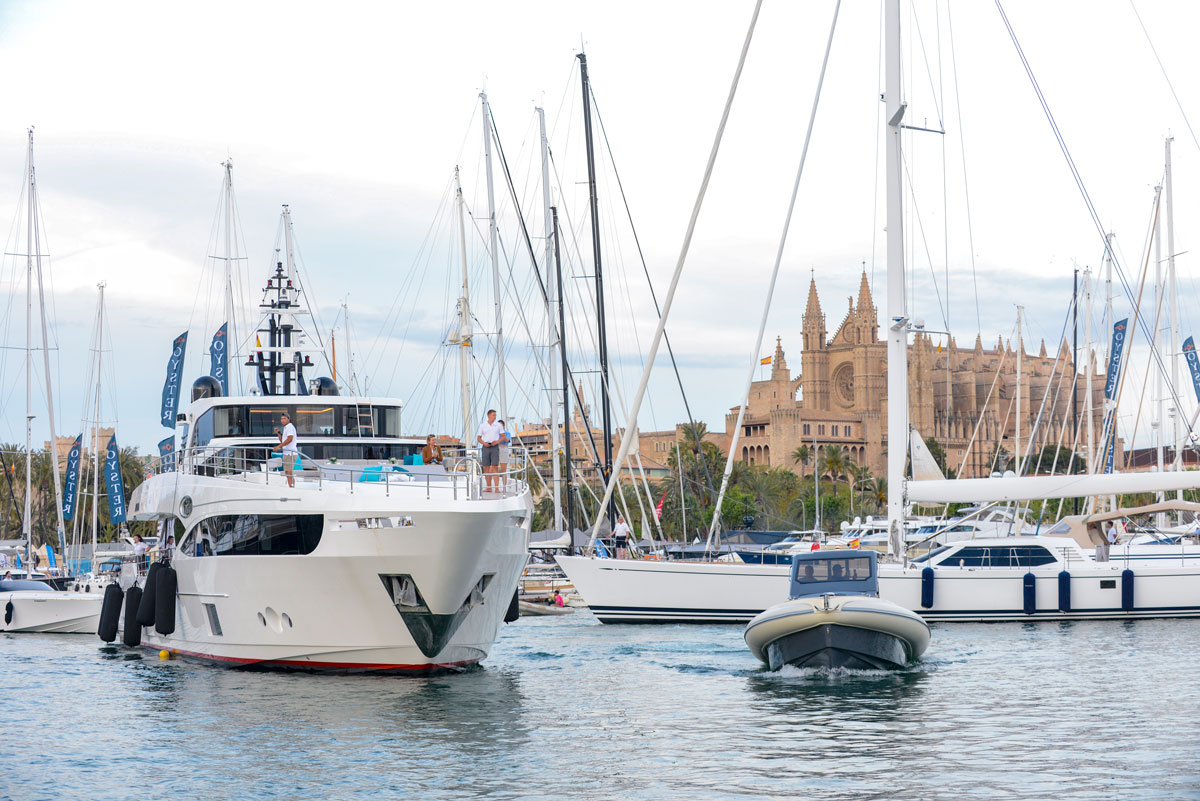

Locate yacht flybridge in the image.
[107,210,531,672]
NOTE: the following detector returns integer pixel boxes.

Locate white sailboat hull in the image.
[1,591,102,633]
[558,547,1200,624]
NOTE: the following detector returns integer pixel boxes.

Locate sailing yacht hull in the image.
[0,591,102,633]
[558,551,1200,623]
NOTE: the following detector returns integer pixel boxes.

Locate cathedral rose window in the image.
[833,364,855,406]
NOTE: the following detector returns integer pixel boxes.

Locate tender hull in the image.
[0,592,102,633]
[745,597,930,670]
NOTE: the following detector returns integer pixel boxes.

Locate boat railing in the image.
[141,444,531,500]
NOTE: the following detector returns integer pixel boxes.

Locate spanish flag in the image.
[760,355,772,365]
[850,538,861,549]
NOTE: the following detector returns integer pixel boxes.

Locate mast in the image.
[480,91,507,425]
[676,440,686,541]
[1154,184,1165,497]
[884,0,907,559]
[814,432,821,532]
[343,302,355,396]
[221,158,239,395]
[578,52,615,530]
[552,206,574,533]
[454,166,474,446]
[539,107,564,532]
[1016,306,1023,474]
[1084,268,1094,475]
[1072,268,1079,480]
[23,132,33,569]
[91,284,105,566]
[1166,137,1181,487]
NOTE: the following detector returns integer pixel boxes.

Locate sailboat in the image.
[557,0,1200,625]
[1,130,103,633]
[107,184,530,671]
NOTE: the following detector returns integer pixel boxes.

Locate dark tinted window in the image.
[796,556,873,583]
[191,514,323,556]
[941,545,1058,568]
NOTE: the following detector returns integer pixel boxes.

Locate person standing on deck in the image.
[272,412,299,488]
[476,410,503,492]
[496,420,511,491]
[613,514,632,559]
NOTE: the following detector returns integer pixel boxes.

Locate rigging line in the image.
[706,0,841,546]
[1128,0,1200,157]
[947,3,981,333]
[899,149,949,331]
[995,0,1192,439]
[588,85,721,501]
[1017,289,1076,473]
[588,0,763,550]
[907,0,944,126]
[487,105,549,305]
[954,322,1017,476]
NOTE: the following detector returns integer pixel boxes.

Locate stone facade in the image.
[725,271,1111,479]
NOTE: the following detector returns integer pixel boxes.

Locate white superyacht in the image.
[115,240,531,672]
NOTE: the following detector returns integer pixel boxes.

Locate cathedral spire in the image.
[804,275,823,320]
[771,336,788,378]
[856,269,874,315]
[802,275,826,351]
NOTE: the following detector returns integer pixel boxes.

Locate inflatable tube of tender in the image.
[504,589,520,623]
[136,562,160,627]
[97,583,123,642]
[154,566,178,635]
[920,567,935,609]
[123,587,143,647]
[1057,571,1071,613]
[1022,572,1037,615]
[1121,569,1135,612]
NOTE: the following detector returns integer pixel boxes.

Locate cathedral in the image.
[725,271,1110,479]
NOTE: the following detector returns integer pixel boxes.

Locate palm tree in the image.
[870,477,887,514]
[819,444,848,490]
[791,444,810,473]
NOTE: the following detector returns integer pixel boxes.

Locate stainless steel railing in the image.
[142,443,530,500]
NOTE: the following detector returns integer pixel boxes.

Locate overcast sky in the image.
[1,0,1198,455]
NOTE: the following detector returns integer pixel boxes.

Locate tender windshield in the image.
[796,556,873,583]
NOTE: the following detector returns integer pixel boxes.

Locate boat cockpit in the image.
[790,551,879,599]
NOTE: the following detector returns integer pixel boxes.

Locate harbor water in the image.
[3,613,1199,800]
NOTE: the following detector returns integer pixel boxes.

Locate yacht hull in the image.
[126,472,531,672]
[0,591,102,633]
[558,550,1200,623]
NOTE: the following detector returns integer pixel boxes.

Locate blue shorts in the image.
[482,445,500,467]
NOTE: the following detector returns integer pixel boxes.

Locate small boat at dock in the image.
[745,550,929,671]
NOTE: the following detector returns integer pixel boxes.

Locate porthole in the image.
[179,496,193,518]
[282,613,293,628]
[257,612,266,627]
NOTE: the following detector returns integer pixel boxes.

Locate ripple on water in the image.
[4,619,1200,799]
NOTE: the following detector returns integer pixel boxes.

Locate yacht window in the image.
[1012,546,1058,567]
[194,411,214,448]
[911,545,951,564]
[1045,522,1071,536]
[193,514,324,556]
[376,407,401,437]
[214,406,245,437]
[294,406,335,436]
[249,407,290,436]
[796,556,873,583]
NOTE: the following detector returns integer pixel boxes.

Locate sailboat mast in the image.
[538,107,564,532]
[884,0,907,558]
[222,158,238,394]
[23,131,33,568]
[480,91,508,425]
[1084,269,1094,474]
[29,133,67,569]
[91,284,105,563]
[552,206,574,533]
[1154,184,1165,490]
[1165,137,1181,481]
[1016,306,1024,474]
[578,52,615,529]
[454,166,474,447]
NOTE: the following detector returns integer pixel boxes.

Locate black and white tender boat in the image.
[744,550,930,671]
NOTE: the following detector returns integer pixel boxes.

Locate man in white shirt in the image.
[613,514,632,558]
[273,412,299,488]
[476,409,503,491]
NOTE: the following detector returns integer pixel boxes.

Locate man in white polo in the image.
[273,411,299,488]
[476,409,503,491]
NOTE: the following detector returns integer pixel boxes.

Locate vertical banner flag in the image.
[210,322,228,396]
[105,434,127,524]
[1183,336,1200,403]
[158,436,176,473]
[62,433,82,522]
[1102,318,1129,474]
[160,331,188,428]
